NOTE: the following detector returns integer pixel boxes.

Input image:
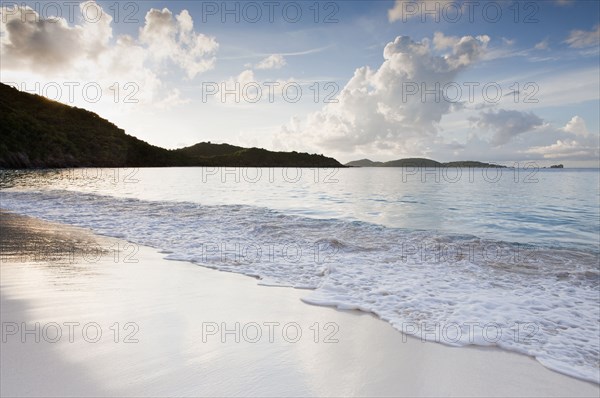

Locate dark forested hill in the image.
[0,83,343,168]
[0,83,176,168]
[345,159,384,167]
[346,158,506,168]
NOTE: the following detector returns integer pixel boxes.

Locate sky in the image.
[0,0,599,166]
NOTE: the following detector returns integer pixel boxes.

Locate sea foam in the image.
[1,189,598,383]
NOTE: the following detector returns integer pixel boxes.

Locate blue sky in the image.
[1,0,599,165]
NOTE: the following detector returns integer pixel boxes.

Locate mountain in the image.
[345,159,384,167]
[0,83,343,168]
[175,142,244,158]
[345,158,506,168]
[0,83,176,168]
[173,144,340,167]
[443,161,505,168]
[384,158,443,167]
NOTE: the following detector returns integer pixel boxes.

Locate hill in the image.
[345,159,384,167]
[175,142,244,159]
[384,158,443,167]
[173,144,338,167]
[0,83,176,168]
[443,161,505,168]
[345,158,506,168]
[0,83,343,168]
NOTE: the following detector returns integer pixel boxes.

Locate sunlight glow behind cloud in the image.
[0,0,598,166]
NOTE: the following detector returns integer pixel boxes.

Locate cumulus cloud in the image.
[0,2,112,73]
[234,69,256,86]
[525,140,599,160]
[564,24,600,48]
[432,31,459,50]
[255,54,286,70]
[562,115,590,137]
[470,109,545,146]
[276,34,490,156]
[139,8,218,78]
[0,2,218,103]
[508,115,598,162]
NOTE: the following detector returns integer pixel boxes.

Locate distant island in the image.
[345,158,507,168]
[0,83,342,169]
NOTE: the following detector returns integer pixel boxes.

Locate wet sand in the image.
[1,211,598,397]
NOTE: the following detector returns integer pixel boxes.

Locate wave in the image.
[1,189,598,383]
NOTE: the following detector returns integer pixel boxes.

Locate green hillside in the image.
[0,83,176,168]
[0,83,343,168]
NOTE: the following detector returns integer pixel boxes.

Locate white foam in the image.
[2,189,599,383]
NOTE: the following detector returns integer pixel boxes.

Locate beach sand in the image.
[1,211,598,397]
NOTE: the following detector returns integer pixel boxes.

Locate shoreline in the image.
[1,210,599,397]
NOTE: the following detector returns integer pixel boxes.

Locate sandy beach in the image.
[1,211,598,397]
[2,0,599,395]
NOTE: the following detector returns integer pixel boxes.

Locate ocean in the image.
[1,167,598,382]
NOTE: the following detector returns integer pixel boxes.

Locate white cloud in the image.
[213,69,258,105]
[525,140,599,160]
[512,115,597,162]
[470,109,545,146]
[255,54,286,70]
[236,69,256,86]
[431,32,490,68]
[432,31,459,50]
[140,8,218,78]
[276,34,490,156]
[564,25,600,48]
[0,2,218,105]
[0,2,112,73]
[562,115,590,137]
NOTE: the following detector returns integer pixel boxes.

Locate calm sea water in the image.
[1,167,599,382]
